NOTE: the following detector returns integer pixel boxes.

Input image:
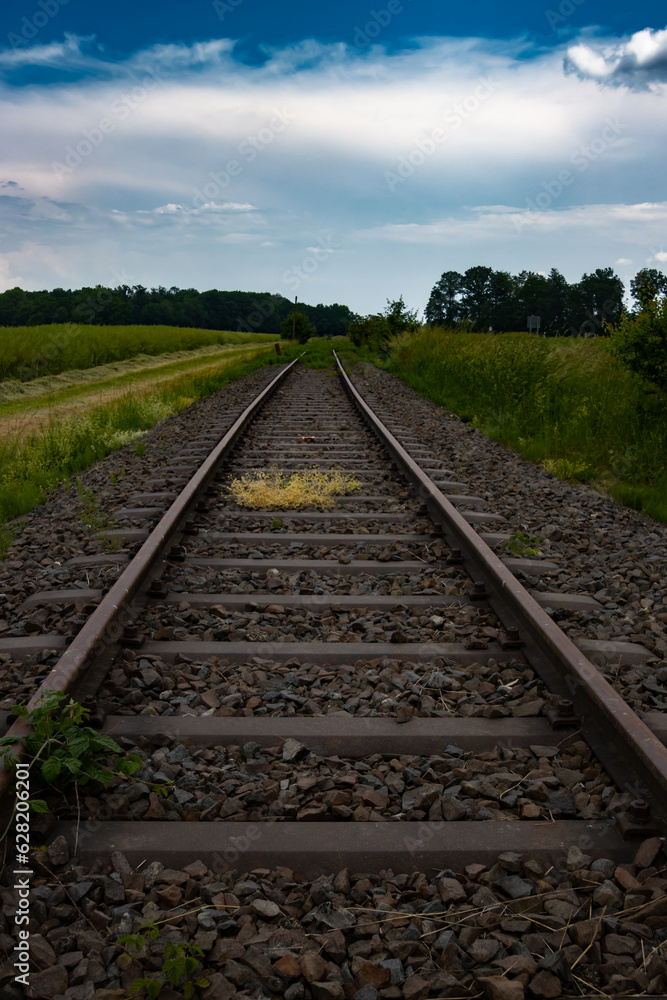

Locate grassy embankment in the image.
[0,342,274,435]
[0,333,372,548]
[386,328,667,523]
[0,328,286,541]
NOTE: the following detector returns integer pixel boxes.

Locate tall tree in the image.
[487,270,516,331]
[425,270,462,326]
[630,268,667,310]
[574,267,624,335]
[460,266,494,329]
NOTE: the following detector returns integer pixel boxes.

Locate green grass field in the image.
[386,328,667,523]
[0,344,282,538]
[0,323,276,382]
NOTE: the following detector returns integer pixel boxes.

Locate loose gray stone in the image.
[251,898,281,919]
[282,738,309,762]
[234,880,262,896]
[46,834,69,867]
[379,959,405,985]
[354,987,380,1000]
[590,857,615,877]
[496,875,533,899]
[67,881,93,903]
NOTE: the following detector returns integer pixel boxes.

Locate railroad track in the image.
[1,354,666,999]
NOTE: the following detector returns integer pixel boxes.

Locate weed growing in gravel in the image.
[75,478,121,552]
[500,530,541,557]
[133,440,146,456]
[0,521,16,559]
[118,922,209,999]
[0,691,142,820]
[456,448,467,483]
[227,467,362,509]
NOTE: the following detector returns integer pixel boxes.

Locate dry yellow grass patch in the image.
[227,467,362,509]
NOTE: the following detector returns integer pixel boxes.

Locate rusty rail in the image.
[0,357,298,800]
[334,351,667,823]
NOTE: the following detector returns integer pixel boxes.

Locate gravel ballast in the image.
[1,361,666,998]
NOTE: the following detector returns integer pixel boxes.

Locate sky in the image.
[0,1,666,316]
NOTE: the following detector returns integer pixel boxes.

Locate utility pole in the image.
[292,296,297,341]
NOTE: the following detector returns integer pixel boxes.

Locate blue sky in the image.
[1,1,666,315]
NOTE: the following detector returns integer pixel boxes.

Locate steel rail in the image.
[0,357,299,801]
[334,351,667,823]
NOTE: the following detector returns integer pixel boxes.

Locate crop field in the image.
[0,337,288,532]
[387,327,667,523]
[0,323,276,382]
[0,342,273,437]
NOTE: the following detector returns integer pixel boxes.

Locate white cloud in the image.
[198,202,257,213]
[0,255,24,291]
[0,34,665,309]
[360,201,667,243]
[566,26,667,87]
[0,241,77,290]
[1,35,658,213]
[0,34,235,75]
[0,34,93,69]
[143,202,256,215]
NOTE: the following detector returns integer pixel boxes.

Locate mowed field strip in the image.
[0,342,274,440]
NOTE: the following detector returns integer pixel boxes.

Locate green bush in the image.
[348,314,391,350]
[609,298,667,392]
[348,297,418,352]
[280,312,316,344]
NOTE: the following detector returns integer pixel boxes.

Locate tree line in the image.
[3,266,664,345]
[424,265,664,336]
[0,284,354,339]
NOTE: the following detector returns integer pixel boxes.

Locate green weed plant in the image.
[118,922,209,999]
[0,521,16,559]
[501,531,541,557]
[0,691,142,817]
[76,478,121,551]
